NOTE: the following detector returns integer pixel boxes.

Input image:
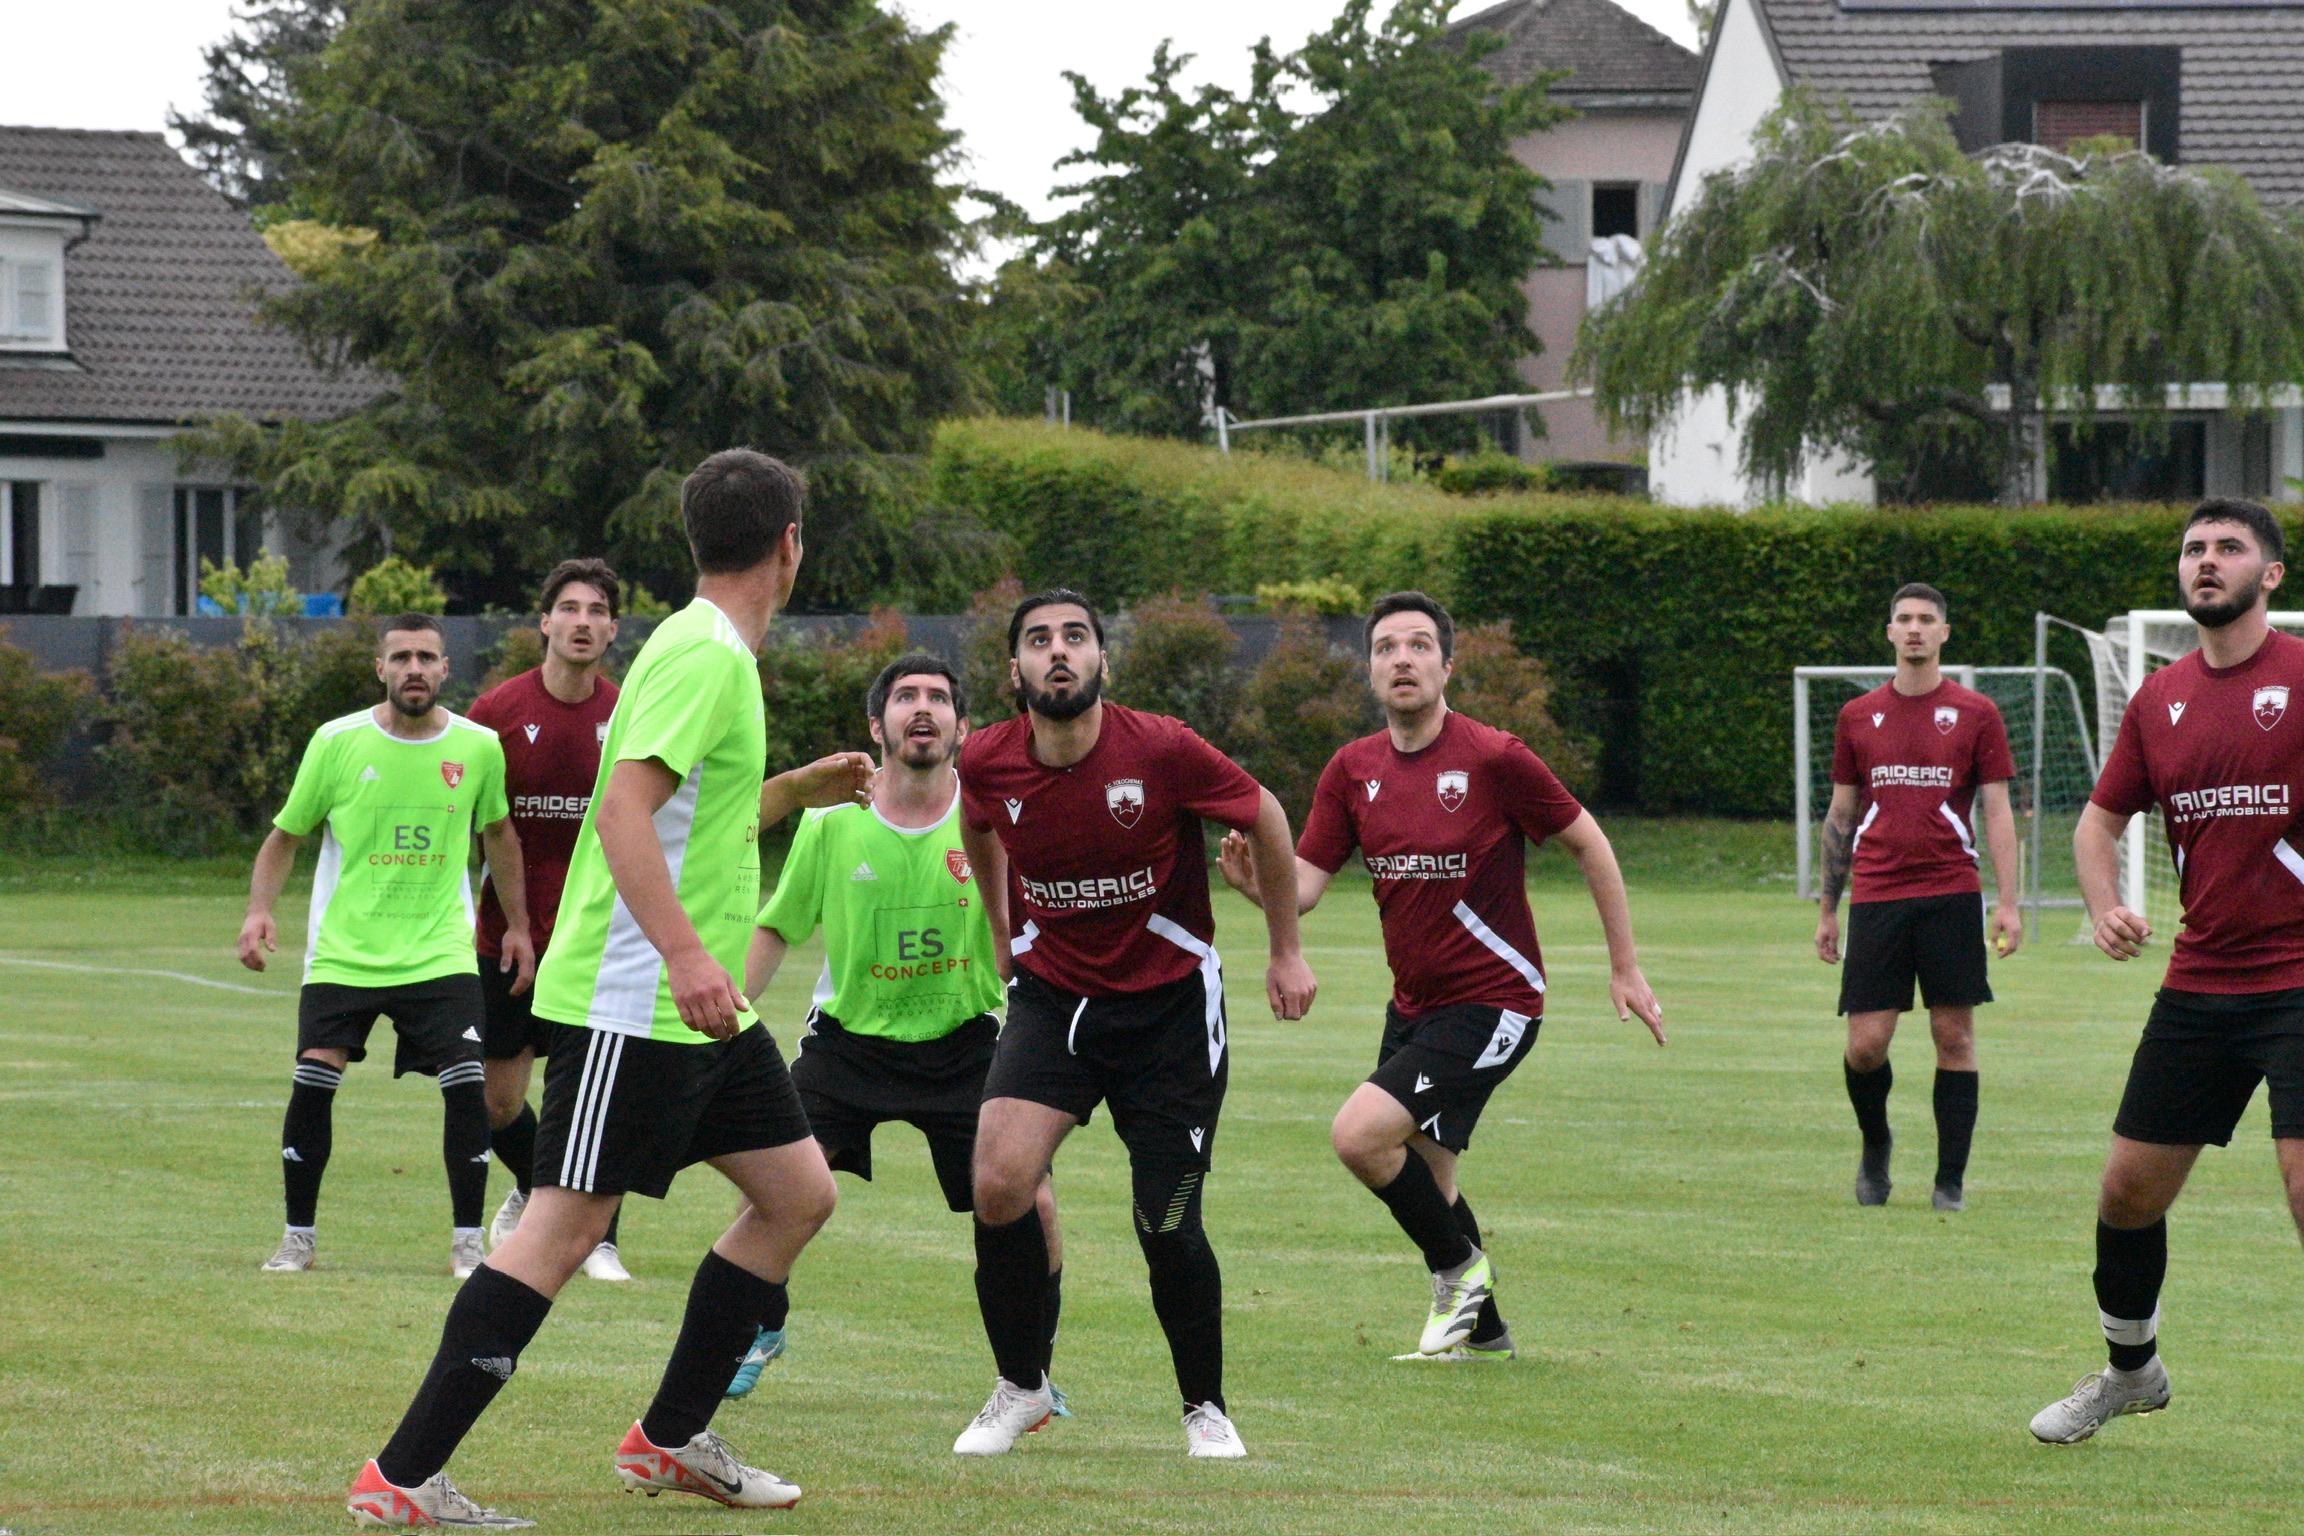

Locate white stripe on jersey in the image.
[1450,901,1546,994]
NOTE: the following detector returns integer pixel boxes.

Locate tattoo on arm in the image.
[1819,814,1854,909]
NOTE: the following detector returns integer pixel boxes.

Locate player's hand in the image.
[668,947,748,1038]
[791,751,876,809]
[1815,906,1840,965]
[1990,904,2024,960]
[1613,964,1666,1045]
[237,912,277,972]
[1216,830,1262,903]
[1267,951,1316,1020]
[2092,905,2151,962]
[501,931,538,996]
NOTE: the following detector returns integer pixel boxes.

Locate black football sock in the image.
[1371,1153,1475,1273]
[1133,1164,1224,1413]
[1844,1058,1893,1146]
[601,1204,622,1249]
[438,1068,491,1230]
[491,1103,536,1197]
[282,1059,340,1228]
[376,1264,553,1487]
[640,1250,783,1448]
[1451,1194,1508,1343]
[2094,1218,2167,1372]
[1044,1265,1064,1357]
[1933,1069,1979,1187]
[972,1210,1050,1388]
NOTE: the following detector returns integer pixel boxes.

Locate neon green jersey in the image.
[273,708,508,988]
[532,597,766,1043]
[758,785,1003,1042]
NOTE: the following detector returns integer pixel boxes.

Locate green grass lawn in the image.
[1,836,2295,1535]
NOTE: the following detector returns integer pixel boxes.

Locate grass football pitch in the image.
[3,833,2299,1534]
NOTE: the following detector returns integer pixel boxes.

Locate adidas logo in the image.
[1188,1127,1205,1152]
[851,861,877,882]
[469,1356,515,1382]
[282,1148,304,1162]
[360,766,380,782]
[462,1025,481,1042]
[1004,797,1024,823]
[1414,1072,1434,1094]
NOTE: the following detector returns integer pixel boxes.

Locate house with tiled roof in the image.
[1652,0,2304,507]
[1456,0,1701,467]
[0,126,379,615]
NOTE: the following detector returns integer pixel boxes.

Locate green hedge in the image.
[932,419,2242,815]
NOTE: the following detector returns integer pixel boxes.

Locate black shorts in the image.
[478,955,551,1061]
[1369,1002,1540,1153]
[531,1021,815,1199]
[791,1009,997,1212]
[297,975,485,1079]
[2113,988,2304,1146]
[983,966,1228,1171]
[1839,892,1992,1015]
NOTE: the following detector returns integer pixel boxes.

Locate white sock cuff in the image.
[2099,1306,2159,1346]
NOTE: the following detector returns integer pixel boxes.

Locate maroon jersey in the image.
[466,667,620,957]
[1299,711,1583,1017]
[1831,680,2015,904]
[959,703,1263,997]
[2091,628,2304,993]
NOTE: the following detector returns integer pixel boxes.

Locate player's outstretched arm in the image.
[2074,802,2150,961]
[598,757,747,1036]
[1554,810,1666,1045]
[1815,783,1859,964]
[745,925,790,999]
[238,827,301,971]
[1978,780,2024,958]
[759,751,876,829]
[1215,830,1332,915]
[479,817,537,993]
[1245,789,1317,1019]
[959,818,1012,982]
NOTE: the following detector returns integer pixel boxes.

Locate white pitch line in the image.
[0,955,278,996]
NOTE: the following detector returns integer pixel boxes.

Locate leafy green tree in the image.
[168,0,342,211]
[1577,95,2304,503]
[185,0,976,610]
[1007,0,1559,440]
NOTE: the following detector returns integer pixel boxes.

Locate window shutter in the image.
[1640,181,1671,240]
[137,483,174,614]
[58,483,97,604]
[1539,179,1591,262]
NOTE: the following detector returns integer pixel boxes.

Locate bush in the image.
[957,577,1025,730]
[1434,451,1550,497]
[757,610,910,774]
[0,628,93,813]
[1109,594,1242,742]
[198,550,302,615]
[1254,576,1365,616]
[1228,616,1377,827]
[349,556,450,616]
[1447,622,1598,799]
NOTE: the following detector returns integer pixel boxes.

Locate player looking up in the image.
[241,614,528,1281]
[1816,584,2021,1210]
[1220,591,1663,1361]
[2031,499,2304,1444]
[950,589,1316,1460]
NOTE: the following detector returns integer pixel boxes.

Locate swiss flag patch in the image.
[440,760,465,788]
[946,848,972,884]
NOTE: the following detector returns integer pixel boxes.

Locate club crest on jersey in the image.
[440,760,465,788]
[1106,778,1145,828]
[1436,770,1468,813]
[2255,685,2290,730]
[1934,705,1959,735]
[946,848,972,884]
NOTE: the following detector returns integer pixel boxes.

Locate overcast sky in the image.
[11,1,1699,221]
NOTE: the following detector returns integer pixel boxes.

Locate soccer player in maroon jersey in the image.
[1219,591,1664,1360]
[2030,498,2304,1443]
[950,589,1316,1460]
[466,559,629,1280]
[1816,583,2022,1211]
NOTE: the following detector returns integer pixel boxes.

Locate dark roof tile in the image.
[1455,0,1701,101]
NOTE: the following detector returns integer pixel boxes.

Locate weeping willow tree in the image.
[1576,94,2304,503]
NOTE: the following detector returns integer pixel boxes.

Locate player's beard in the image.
[388,679,436,718]
[891,728,954,769]
[2186,573,2263,630]
[1019,666,1102,722]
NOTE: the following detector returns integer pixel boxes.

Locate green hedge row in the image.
[930,419,2231,815]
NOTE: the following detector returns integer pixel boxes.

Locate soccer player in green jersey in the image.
[723,653,1067,1404]
[350,450,871,1528]
[240,613,532,1282]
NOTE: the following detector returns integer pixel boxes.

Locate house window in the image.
[3,481,38,584]
[2035,100,2145,154]
[1592,183,1641,241]
[2048,420,2207,503]
[0,258,58,346]
[173,486,263,614]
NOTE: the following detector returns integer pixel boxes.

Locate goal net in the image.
[1792,661,2097,927]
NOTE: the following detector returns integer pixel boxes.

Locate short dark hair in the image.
[2185,497,2287,564]
[867,652,966,723]
[1890,582,1947,620]
[376,612,444,652]
[680,448,806,575]
[539,557,621,618]
[1007,588,1106,655]
[1364,590,1455,661]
